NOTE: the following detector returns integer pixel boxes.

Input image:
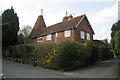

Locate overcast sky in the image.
[0,0,119,42]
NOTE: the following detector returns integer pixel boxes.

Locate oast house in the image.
[29,12,95,44]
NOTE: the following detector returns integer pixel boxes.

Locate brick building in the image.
[29,12,95,44]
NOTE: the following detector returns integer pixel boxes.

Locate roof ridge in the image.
[47,14,86,28]
[32,14,86,38]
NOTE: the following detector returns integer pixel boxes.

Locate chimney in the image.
[62,11,68,22]
[40,9,43,16]
[68,14,73,20]
[65,11,68,17]
[62,13,73,22]
[62,16,68,22]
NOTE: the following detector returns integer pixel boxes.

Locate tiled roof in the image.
[30,14,95,38]
[32,14,88,38]
[29,15,46,38]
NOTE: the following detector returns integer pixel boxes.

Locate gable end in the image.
[76,15,95,34]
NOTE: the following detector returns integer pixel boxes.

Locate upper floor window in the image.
[37,37,42,42]
[80,31,85,39]
[87,32,90,40]
[64,29,70,37]
[46,34,51,40]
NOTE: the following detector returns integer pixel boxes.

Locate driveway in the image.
[64,58,118,78]
[2,58,118,78]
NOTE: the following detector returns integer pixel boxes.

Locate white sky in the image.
[0,0,119,42]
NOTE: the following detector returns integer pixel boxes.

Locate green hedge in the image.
[4,40,114,71]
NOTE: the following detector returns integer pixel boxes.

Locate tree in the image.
[18,25,32,44]
[2,7,19,50]
[18,34,25,44]
[104,39,108,44]
[111,21,120,55]
[114,30,120,54]
[111,21,120,37]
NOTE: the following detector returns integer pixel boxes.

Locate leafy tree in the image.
[2,7,19,50]
[18,34,25,44]
[111,21,120,37]
[18,25,32,44]
[114,30,120,54]
[104,39,108,44]
[111,21,120,55]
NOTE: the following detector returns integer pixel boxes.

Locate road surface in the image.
[2,58,118,78]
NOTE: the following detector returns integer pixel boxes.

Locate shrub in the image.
[99,46,114,60]
[85,40,98,63]
[55,40,96,71]
[4,39,114,71]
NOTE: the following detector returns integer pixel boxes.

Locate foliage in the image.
[99,46,114,60]
[18,34,25,44]
[55,40,86,70]
[18,25,32,44]
[111,21,120,38]
[114,30,120,54]
[4,40,114,71]
[111,21,120,56]
[85,40,98,63]
[2,7,19,50]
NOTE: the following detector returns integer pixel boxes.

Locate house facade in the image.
[29,13,95,44]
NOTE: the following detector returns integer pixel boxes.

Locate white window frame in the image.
[46,34,51,40]
[55,32,58,42]
[37,37,43,42]
[87,32,90,40]
[56,32,58,39]
[64,29,70,37]
[80,31,85,39]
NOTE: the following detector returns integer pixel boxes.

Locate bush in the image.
[55,40,97,71]
[85,40,98,63]
[99,46,114,60]
[4,40,114,71]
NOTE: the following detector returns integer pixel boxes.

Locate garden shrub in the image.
[99,46,114,60]
[55,40,95,71]
[4,39,114,71]
[5,46,12,58]
[85,40,98,64]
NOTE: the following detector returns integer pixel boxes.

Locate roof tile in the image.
[33,14,85,38]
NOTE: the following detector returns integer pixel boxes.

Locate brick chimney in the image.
[62,11,68,22]
[62,16,68,22]
[62,13,73,22]
[68,14,73,20]
[29,9,46,38]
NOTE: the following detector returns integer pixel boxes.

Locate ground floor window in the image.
[46,34,51,40]
[64,29,70,37]
[55,32,58,42]
[37,37,42,42]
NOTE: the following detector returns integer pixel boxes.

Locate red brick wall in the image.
[74,17,93,43]
[30,17,93,44]
[30,29,74,44]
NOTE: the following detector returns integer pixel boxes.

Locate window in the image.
[37,37,42,42]
[64,29,70,37]
[80,31,85,39]
[46,34,51,40]
[55,32,58,42]
[56,32,58,39]
[87,33,90,40]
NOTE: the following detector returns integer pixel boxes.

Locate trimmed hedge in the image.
[4,40,114,71]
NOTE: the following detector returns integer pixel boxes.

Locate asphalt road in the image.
[2,58,118,78]
[64,58,118,78]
